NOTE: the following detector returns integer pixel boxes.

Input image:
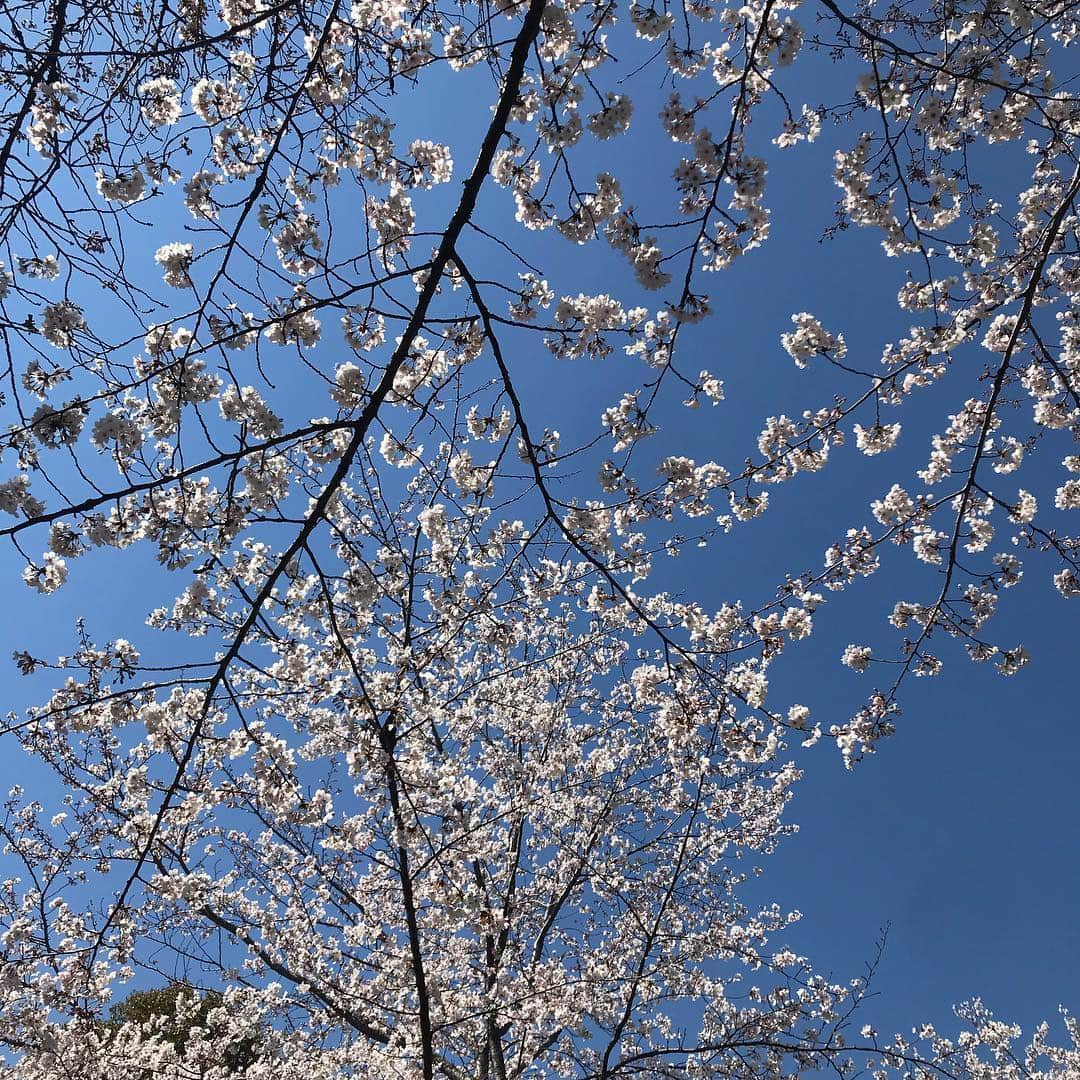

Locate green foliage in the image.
[105,984,260,1074]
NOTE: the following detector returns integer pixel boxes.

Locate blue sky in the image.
[1,12,1078,1052]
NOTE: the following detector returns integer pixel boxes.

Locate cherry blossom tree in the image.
[0,0,1079,1074]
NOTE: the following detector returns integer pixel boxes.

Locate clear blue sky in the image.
[1,17,1076,1049]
